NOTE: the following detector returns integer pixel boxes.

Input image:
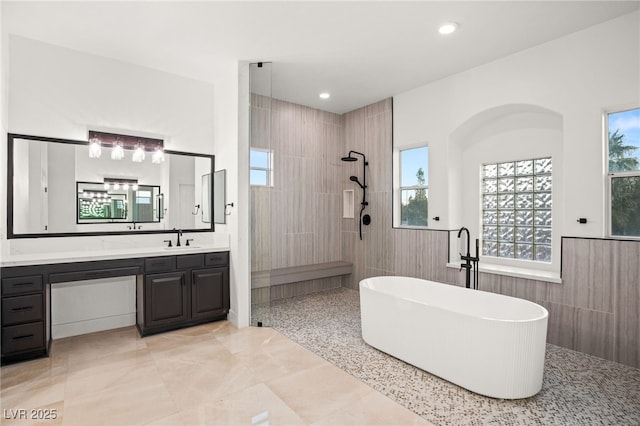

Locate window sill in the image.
[446,262,562,284]
[393,225,429,230]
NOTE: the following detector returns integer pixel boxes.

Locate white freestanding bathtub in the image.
[360,276,548,399]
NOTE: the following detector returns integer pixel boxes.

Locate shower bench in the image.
[251,261,353,302]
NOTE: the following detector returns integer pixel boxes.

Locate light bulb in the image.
[111,143,125,160]
[89,140,102,158]
[152,148,164,164]
[132,146,145,162]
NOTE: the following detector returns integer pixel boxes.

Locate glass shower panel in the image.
[250,62,273,327]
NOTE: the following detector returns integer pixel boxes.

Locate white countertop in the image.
[0,245,230,268]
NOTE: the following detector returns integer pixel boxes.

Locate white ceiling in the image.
[3,1,639,114]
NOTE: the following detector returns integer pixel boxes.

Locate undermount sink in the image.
[163,245,201,250]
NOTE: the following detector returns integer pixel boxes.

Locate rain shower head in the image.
[341,156,358,162]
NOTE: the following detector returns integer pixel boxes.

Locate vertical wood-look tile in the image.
[343,107,365,154]
[316,122,344,195]
[315,194,342,264]
[250,94,272,149]
[251,188,272,272]
[280,156,314,234]
[540,300,615,361]
[613,240,640,367]
[342,231,365,290]
[415,230,451,283]
[365,192,394,273]
[365,268,394,279]
[364,98,392,118]
[393,229,418,277]
[269,233,315,269]
[365,109,392,193]
[557,238,614,312]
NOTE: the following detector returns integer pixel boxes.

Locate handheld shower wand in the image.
[349,176,365,189]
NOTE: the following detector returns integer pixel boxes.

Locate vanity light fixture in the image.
[319,92,331,100]
[88,130,164,164]
[438,22,458,35]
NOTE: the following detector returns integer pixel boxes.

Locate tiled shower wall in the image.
[250,94,345,299]
[341,99,639,369]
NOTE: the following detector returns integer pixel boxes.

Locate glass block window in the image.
[482,158,552,262]
[250,148,273,186]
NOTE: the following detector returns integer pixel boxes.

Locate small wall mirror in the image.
[8,133,215,237]
[213,169,226,224]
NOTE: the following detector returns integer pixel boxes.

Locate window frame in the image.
[393,144,429,228]
[606,107,640,239]
[249,147,274,187]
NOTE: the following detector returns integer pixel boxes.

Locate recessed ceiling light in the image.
[319,92,330,100]
[438,22,458,35]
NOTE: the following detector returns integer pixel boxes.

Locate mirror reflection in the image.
[76,182,161,224]
[9,134,214,236]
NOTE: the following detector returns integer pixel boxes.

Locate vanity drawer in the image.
[2,294,44,326]
[2,322,45,354]
[145,256,176,273]
[1,275,43,296]
[176,254,203,269]
[204,252,229,267]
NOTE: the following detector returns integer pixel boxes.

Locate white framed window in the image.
[250,148,273,186]
[481,158,552,262]
[394,146,428,227]
[607,108,640,238]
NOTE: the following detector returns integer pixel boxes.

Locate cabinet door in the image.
[145,272,188,328]
[191,268,229,320]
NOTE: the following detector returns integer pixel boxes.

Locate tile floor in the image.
[270,288,640,426]
[0,321,430,426]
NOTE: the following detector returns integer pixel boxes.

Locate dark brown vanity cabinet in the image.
[191,268,229,320]
[1,274,47,363]
[137,252,230,336]
[1,250,229,364]
[144,271,189,328]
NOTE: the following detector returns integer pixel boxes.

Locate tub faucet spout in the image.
[457,227,479,289]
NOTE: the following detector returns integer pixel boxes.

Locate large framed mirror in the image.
[7,133,215,237]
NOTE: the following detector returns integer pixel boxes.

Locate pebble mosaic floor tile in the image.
[267,288,640,426]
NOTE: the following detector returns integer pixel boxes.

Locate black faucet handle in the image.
[186,239,194,246]
[163,240,172,247]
